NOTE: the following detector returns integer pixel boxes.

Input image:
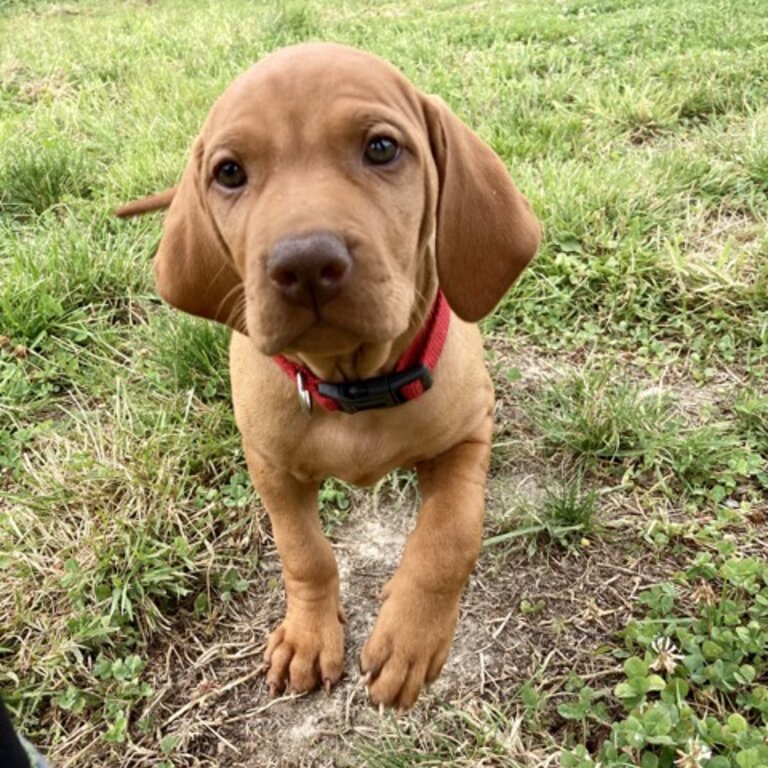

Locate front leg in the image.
[360,418,492,710]
[245,446,345,696]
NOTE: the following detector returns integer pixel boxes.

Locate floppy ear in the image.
[423,96,541,322]
[151,140,246,333]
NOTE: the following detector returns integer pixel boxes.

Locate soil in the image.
[110,346,689,768]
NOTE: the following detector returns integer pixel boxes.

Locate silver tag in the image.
[296,371,312,413]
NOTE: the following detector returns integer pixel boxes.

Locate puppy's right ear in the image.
[120,140,246,333]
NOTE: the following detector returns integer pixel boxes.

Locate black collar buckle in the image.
[317,364,433,414]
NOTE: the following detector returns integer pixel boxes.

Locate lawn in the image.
[1,0,767,766]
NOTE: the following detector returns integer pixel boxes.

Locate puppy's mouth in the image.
[247,307,408,358]
[245,268,414,358]
[278,321,373,357]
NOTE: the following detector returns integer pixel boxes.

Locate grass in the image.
[485,469,601,554]
[527,368,766,500]
[1,0,766,765]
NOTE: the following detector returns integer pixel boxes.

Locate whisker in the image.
[217,283,247,332]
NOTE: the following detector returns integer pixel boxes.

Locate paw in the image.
[264,605,345,696]
[360,584,459,711]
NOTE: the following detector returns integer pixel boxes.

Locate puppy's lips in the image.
[246,280,414,356]
[250,315,400,358]
[251,317,316,356]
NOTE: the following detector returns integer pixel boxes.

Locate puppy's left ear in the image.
[423,96,541,322]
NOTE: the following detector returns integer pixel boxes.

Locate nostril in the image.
[319,261,348,284]
[272,268,299,289]
[267,232,353,307]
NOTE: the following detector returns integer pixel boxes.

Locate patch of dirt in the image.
[122,499,675,767]
[0,63,73,104]
[76,344,723,767]
[125,515,655,751]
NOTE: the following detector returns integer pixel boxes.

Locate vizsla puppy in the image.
[118,43,540,711]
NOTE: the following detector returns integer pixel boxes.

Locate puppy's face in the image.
[149,44,540,358]
[198,46,437,356]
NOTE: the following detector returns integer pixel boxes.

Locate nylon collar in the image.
[273,291,451,414]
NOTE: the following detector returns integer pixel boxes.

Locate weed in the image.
[319,478,352,537]
[486,470,600,553]
[530,367,766,503]
[733,389,768,452]
[561,550,768,767]
[530,369,675,466]
[352,701,533,767]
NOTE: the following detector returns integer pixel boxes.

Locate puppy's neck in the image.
[288,288,439,383]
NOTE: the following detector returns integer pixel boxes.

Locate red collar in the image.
[273,291,451,414]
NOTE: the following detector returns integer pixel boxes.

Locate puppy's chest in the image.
[264,405,455,486]
[229,325,493,486]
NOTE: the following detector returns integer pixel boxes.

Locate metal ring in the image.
[296,371,312,413]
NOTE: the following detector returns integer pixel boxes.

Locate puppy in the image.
[118,42,540,711]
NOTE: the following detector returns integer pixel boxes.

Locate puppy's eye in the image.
[364,136,399,166]
[214,160,247,189]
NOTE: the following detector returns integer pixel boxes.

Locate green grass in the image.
[1,0,767,765]
[485,469,600,553]
[527,367,766,501]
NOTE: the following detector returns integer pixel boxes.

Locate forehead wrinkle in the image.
[205,127,269,154]
[201,46,429,173]
[215,46,423,128]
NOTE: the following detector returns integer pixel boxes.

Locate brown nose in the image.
[267,232,352,309]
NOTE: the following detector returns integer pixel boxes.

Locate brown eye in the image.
[364,136,399,165]
[214,160,247,189]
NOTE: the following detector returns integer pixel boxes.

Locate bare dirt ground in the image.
[130,505,672,768]
[109,345,690,768]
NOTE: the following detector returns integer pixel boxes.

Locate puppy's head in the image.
[123,43,540,357]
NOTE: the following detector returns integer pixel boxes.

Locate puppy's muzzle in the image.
[267,232,353,310]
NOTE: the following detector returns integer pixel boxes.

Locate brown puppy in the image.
[118,43,540,711]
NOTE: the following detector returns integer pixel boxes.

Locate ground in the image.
[1,1,767,766]
[108,346,718,767]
